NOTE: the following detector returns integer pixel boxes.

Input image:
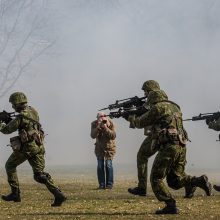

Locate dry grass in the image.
[0,167,220,220]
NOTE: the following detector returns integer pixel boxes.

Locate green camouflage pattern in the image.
[142,90,168,136]
[0,105,57,192]
[150,144,192,202]
[132,98,184,137]
[146,90,168,106]
[138,97,192,203]
[129,90,168,190]
[129,90,170,129]
[141,80,160,92]
[90,118,116,160]
[137,134,159,190]
[9,92,28,105]
[5,149,57,193]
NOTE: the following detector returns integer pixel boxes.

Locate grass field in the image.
[0,165,220,220]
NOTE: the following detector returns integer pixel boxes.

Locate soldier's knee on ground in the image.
[34,172,51,184]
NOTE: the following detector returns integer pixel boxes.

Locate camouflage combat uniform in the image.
[126,80,163,196]
[129,90,212,214]
[0,92,66,206]
[134,90,168,193]
[207,117,220,191]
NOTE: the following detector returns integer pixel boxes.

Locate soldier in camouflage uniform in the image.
[91,112,116,189]
[125,80,162,196]
[128,90,212,214]
[126,80,194,198]
[207,117,220,191]
[0,92,66,206]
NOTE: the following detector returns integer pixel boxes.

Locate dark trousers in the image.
[97,159,113,187]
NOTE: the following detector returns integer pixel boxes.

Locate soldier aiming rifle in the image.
[184,111,220,141]
[99,95,146,111]
[185,111,220,192]
[99,96,147,120]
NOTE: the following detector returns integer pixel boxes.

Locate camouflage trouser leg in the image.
[28,152,58,193]
[137,136,159,190]
[5,152,27,191]
[150,144,192,203]
[166,147,192,190]
[5,151,58,194]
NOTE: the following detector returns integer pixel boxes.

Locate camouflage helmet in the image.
[142,80,160,92]
[146,90,168,106]
[9,92,28,105]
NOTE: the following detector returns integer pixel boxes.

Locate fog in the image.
[0,0,219,170]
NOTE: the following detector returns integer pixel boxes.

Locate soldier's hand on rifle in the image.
[128,115,136,129]
[206,118,214,125]
[206,118,210,125]
[122,112,129,121]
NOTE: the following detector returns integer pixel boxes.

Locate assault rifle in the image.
[99,96,146,111]
[106,107,147,119]
[106,109,129,119]
[0,111,16,124]
[184,112,220,122]
[184,112,220,141]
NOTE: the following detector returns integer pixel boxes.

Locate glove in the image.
[208,121,215,129]
[128,115,136,128]
[206,117,215,126]
[206,118,210,125]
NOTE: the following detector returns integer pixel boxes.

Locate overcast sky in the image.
[0,0,219,170]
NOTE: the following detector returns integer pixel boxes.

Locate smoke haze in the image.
[0,0,220,170]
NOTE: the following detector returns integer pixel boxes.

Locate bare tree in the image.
[0,0,53,98]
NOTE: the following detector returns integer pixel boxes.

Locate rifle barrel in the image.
[98,107,108,111]
[98,96,146,111]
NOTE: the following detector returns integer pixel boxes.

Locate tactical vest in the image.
[18,106,44,146]
[157,101,188,146]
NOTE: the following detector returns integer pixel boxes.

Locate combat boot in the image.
[184,184,197,198]
[213,185,220,192]
[51,188,67,207]
[2,188,21,202]
[128,187,146,196]
[192,175,212,196]
[155,199,179,214]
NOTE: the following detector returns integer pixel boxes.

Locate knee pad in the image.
[34,172,51,184]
